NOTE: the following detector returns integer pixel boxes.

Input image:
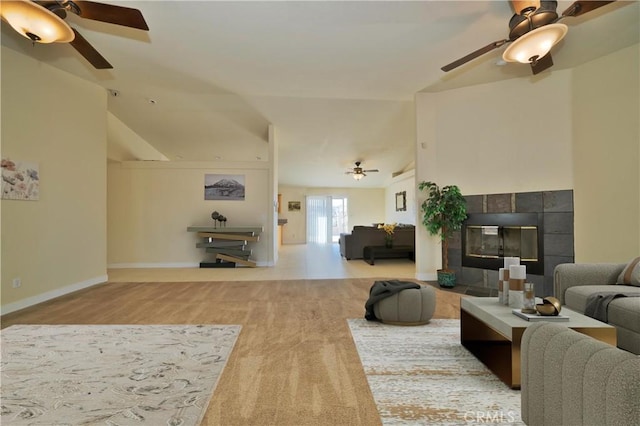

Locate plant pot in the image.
[437,270,456,288]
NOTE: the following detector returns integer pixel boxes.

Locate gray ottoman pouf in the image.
[373,285,436,325]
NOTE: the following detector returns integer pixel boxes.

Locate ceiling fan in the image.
[345,161,379,181]
[0,0,149,69]
[441,0,617,75]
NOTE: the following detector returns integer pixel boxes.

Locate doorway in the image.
[306,196,348,244]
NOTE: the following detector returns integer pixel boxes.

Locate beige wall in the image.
[415,70,574,279]
[1,48,107,313]
[278,186,385,244]
[107,161,273,266]
[385,169,416,225]
[572,44,639,262]
[414,45,639,279]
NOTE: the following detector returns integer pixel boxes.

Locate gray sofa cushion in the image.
[608,296,640,334]
[617,256,640,286]
[565,284,640,312]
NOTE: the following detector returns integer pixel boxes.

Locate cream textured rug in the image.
[0,324,241,425]
[348,319,524,425]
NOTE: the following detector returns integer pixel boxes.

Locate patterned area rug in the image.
[1,324,241,425]
[348,319,524,425]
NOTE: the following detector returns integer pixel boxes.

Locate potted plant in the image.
[418,181,467,287]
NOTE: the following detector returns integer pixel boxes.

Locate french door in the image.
[306,196,348,244]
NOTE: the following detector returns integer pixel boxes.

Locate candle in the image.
[509,264,526,308]
[503,257,520,269]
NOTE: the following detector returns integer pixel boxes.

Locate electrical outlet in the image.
[12,277,21,288]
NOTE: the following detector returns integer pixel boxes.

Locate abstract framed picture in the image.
[1,158,39,201]
[204,174,245,201]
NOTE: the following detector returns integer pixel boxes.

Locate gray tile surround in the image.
[448,190,574,298]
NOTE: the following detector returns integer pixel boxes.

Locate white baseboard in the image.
[107,262,199,269]
[1,275,108,316]
[416,272,437,281]
[108,261,273,268]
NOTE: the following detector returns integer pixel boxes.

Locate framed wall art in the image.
[288,201,301,211]
[204,174,245,201]
[395,191,406,212]
[1,158,39,201]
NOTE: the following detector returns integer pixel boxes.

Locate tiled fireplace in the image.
[446,190,574,297]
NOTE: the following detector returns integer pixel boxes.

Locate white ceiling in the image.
[2,1,638,188]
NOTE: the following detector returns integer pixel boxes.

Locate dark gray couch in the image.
[339,225,415,260]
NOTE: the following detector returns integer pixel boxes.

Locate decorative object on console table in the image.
[210,211,228,228]
[418,181,467,288]
[187,226,262,268]
[378,223,396,248]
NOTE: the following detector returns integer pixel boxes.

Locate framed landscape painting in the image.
[204,174,245,201]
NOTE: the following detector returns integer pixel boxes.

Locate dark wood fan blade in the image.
[561,0,616,18]
[363,169,379,172]
[531,52,554,75]
[69,28,112,69]
[441,39,510,72]
[74,1,149,30]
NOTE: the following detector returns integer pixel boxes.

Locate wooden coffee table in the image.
[460,297,616,389]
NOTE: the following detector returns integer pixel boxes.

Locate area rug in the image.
[0,324,241,425]
[348,319,524,425]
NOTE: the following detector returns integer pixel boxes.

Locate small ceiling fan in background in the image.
[441,0,617,75]
[0,0,149,69]
[345,161,379,181]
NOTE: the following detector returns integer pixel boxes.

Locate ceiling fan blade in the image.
[531,52,554,74]
[561,0,616,18]
[73,1,149,30]
[69,28,112,69]
[362,169,379,172]
[441,39,510,72]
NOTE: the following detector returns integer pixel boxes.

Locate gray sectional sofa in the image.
[338,225,415,260]
[554,261,640,354]
[521,322,640,426]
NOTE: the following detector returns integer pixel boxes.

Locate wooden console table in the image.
[362,245,415,265]
[187,226,263,268]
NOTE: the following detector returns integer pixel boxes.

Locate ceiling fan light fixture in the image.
[352,173,364,181]
[502,23,567,63]
[0,0,74,43]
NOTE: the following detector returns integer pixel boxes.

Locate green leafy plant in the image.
[418,181,467,271]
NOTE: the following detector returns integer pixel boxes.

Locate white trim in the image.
[1,275,108,316]
[108,262,199,269]
[108,261,273,268]
[416,272,437,281]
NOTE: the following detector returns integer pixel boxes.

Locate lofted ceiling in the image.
[2,1,638,188]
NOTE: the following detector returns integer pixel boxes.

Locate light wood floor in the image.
[2,243,462,426]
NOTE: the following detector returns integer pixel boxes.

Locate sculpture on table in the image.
[211,211,227,228]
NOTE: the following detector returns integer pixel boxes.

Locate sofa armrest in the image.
[554,263,626,304]
[521,322,640,426]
